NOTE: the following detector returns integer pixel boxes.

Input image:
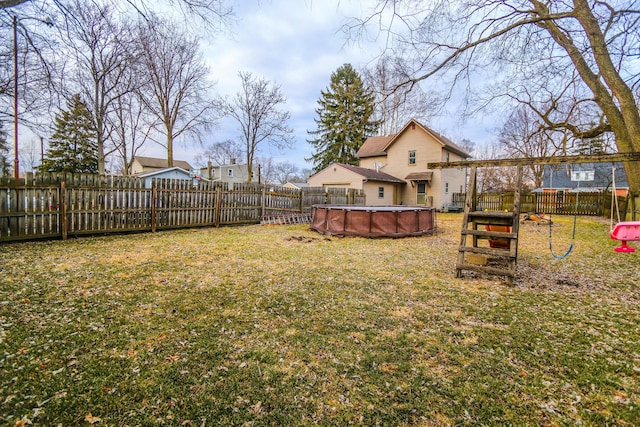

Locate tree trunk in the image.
[97,138,105,175]
[531,0,640,193]
[167,133,173,167]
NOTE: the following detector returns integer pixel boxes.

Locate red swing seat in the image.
[610,222,640,253]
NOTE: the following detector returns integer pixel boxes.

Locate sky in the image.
[145,0,496,171]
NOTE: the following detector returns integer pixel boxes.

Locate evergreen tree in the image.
[307,64,380,172]
[572,135,609,155]
[0,121,10,178]
[40,94,98,174]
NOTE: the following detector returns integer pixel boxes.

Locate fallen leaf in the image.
[379,362,398,373]
[85,413,102,424]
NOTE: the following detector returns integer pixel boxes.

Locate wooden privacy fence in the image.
[452,191,625,217]
[0,173,365,242]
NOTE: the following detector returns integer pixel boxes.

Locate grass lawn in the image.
[1,213,638,426]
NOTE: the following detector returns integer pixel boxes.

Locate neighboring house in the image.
[283,182,309,190]
[135,167,205,188]
[199,159,255,186]
[538,162,629,196]
[130,156,193,175]
[308,119,471,208]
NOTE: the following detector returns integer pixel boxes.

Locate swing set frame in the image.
[427,151,640,270]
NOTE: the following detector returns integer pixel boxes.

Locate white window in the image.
[227,169,233,178]
[408,151,416,165]
[378,186,385,198]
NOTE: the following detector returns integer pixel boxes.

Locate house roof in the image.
[286,182,309,188]
[356,135,395,158]
[134,156,193,171]
[541,163,628,190]
[135,166,193,178]
[405,172,433,181]
[357,119,471,159]
[338,163,406,184]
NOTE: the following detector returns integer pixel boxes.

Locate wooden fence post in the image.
[151,182,157,233]
[214,186,222,227]
[300,189,304,213]
[61,181,67,240]
[261,185,266,219]
[629,192,638,221]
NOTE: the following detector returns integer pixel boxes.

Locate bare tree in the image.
[362,54,440,135]
[271,160,301,185]
[1,0,232,119]
[195,139,244,168]
[474,141,525,193]
[498,106,561,188]
[222,71,293,183]
[1,0,233,30]
[109,89,157,175]
[136,15,219,167]
[62,1,135,174]
[458,138,476,157]
[19,135,41,171]
[350,1,640,193]
[0,6,57,127]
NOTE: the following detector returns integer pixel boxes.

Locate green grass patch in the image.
[1,214,638,425]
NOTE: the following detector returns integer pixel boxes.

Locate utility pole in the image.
[13,15,19,180]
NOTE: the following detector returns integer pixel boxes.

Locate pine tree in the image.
[573,136,609,155]
[40,94,98,174]
[0,121,10,178]
[307,64,380,172]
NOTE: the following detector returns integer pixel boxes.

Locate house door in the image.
[416,182,427,205]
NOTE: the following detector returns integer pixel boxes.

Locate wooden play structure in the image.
[428,152,640,283]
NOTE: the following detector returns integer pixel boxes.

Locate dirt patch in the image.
[286,235,330,243]
[514,261,605,291]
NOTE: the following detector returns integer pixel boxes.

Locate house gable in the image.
[357,119,471,161]
[135,166,205,188]
[131,156,193,175]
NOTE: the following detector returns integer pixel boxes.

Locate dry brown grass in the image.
[0,213,638,426]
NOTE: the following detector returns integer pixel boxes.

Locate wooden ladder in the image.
[456,165,523,284]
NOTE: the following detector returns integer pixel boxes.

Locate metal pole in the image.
[13,15,19,180]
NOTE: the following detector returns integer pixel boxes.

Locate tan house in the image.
[307,163,405,204]
[308,119,471,208]
[130,156,193,175]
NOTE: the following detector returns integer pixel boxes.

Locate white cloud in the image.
[171,0,494,169]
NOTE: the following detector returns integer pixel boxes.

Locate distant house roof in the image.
[337,163,406,184]
[135,166,194,179]
[541,162,628,190]
[134,156,193,171]
[285,182,309,188]
[357,119,471,159]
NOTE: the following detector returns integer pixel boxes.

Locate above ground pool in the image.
[310,204,436,238]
